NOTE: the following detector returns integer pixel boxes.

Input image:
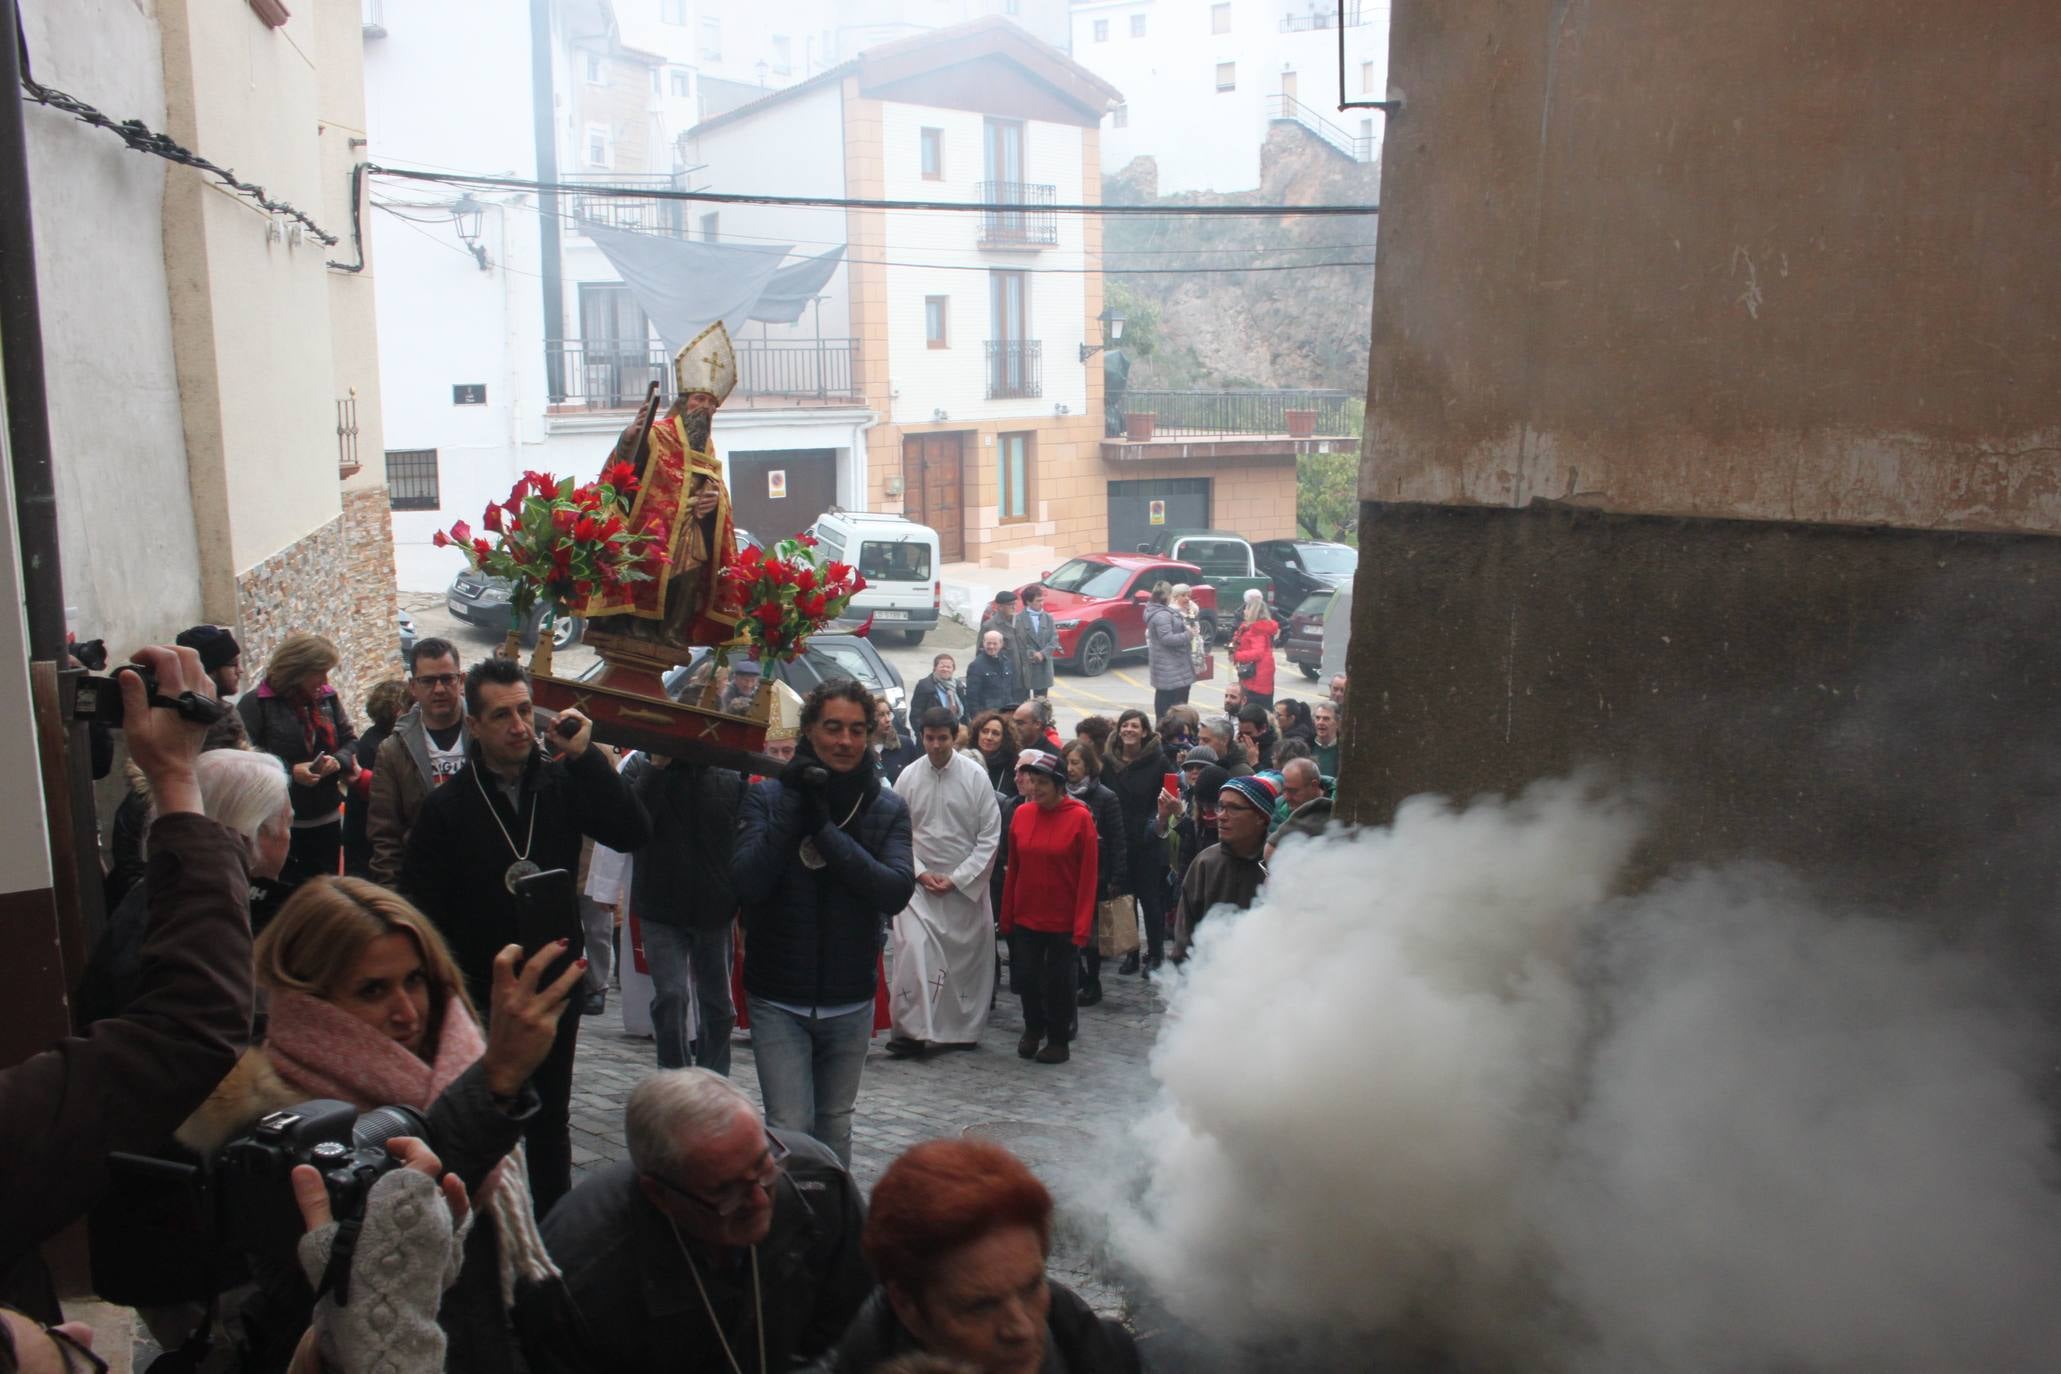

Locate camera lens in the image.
[352,1104,430,1151]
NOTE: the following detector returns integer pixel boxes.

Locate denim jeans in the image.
[642,921,737,1075]
[746,998,872,1165]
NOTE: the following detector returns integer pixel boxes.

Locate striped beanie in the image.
[1218,774,1280,814]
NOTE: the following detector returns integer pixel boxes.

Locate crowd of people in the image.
[2,592,1349,1372]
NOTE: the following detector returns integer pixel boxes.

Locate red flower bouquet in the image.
[717,532,868,665]
[434,465,658,645]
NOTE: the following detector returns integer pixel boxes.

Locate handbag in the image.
[1096,895,1140,957]
[1235,656,1258,680]
[1197,651,1216,681]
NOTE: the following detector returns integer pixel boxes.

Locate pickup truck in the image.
[1132,530,1272,639]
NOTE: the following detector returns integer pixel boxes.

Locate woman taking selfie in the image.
[180,877,583,1371]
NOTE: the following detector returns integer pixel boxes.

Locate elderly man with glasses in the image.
[542,1068,871,1371]
[367,637,469,887]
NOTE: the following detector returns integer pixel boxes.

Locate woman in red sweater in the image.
[999,749,1100,1065]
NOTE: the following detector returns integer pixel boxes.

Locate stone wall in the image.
[234,488,401,724]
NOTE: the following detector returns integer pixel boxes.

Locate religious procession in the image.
[12,1,2059,1373]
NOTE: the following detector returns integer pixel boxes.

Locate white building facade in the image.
[1069,0,1389,193]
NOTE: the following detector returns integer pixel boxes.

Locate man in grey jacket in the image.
[1014,584,1060,699]
[367,638,467,886]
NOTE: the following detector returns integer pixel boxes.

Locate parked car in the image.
[573,632,908,725]
[1017,555,1219,678]
[445,527,764,650]
[1281,590,1333,681]
[809,511,941,646]
[398,608,417,665]
[1254,538,1358,611]
[1131,530,1271,636]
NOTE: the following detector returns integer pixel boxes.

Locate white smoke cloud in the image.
[1107,779,2061,1371]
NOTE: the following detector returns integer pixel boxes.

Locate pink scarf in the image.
[265,988,512,1202]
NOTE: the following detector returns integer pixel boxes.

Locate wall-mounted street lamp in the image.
[452,195,491,270]
[1079,305,1126,363]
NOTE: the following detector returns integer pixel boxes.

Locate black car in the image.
[1254,539,1358,611]
[444,527,764,650]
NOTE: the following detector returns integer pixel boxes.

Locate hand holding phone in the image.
[550,709,592,758]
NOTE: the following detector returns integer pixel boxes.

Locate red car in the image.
[1013,554,1221,678]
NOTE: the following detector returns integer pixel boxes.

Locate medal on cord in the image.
[473,764,542,892]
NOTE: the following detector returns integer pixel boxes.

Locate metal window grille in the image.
[385,448,441,510]
[336,397,360,475]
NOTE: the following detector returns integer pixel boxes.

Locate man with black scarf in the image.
[734,679,916,1165]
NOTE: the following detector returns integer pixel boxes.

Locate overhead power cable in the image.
[17,70,339,246]
[368,164,1378,218]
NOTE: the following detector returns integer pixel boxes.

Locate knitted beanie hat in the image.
[1218,774,1280,814]
[176,624,242,673]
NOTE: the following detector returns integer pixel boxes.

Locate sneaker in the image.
[1035,1041,1070,1064]
[1017,1032,1041,1059]
[580,989,607,1017]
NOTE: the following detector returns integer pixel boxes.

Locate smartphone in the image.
[510,867,581,989]
[1162,772,1180,798]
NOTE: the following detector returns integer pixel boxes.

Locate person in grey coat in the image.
[1013,584,1061,699]
[1143,581,1196,718]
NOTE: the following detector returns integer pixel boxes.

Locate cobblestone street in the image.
[568,952,1171,1317]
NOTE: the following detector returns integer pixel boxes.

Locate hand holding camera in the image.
[118,645,222,819]
[291,1137,467,1236]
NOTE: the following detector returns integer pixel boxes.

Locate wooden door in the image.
[906,433,964,562]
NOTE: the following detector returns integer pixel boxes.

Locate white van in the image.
[808,511,942,645]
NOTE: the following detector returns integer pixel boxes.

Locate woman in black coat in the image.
[966,709,1021,796]
[1061,740,1128,1006]
[1104,709,1172,974]
[237,634,359,890]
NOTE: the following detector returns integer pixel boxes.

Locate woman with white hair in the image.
[1229,587,1279,711]
[75,748,293,1025]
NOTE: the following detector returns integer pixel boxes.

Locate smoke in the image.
[1107,778,2061,1371]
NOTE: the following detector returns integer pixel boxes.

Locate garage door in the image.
[728,449,838,543]
[1107,477,1211,555]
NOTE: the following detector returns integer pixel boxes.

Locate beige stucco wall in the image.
[159,0,345,611]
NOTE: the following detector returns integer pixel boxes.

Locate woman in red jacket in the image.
[999,749,1100,1065]
[1230,588,1280,711]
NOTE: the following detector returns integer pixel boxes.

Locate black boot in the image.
[1117,951,1140,976]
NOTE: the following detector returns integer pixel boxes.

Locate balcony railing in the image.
[986,340,1043,400]
[1115,389,1356,438]
[1265,95,1377,163]
[976,181,1059,248]
[1280,2,1372,30]
[565,173,690,238]
[546,338,859,409]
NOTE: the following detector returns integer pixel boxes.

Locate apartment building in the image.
[1070,0,1390,192]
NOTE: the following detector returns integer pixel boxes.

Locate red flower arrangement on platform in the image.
[717,532,869,664]
[433,465,659,636]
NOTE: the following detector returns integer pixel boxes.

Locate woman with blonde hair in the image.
[1229,587,1280,711]
[182,876,584,1371]
[238,634,359,890]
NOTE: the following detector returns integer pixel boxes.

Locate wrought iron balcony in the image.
[976,181,1059,248]
[545,338,859,410]
[985,340,1043,400]
[564,173,690,238]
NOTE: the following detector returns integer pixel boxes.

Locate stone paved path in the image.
[570,953,1171,1318]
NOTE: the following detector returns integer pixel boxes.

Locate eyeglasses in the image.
[413,673,461,688]
[45,1326,109,1374]
[647,1132,789,1217]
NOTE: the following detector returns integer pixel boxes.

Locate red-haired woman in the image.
[808,1139,1140,1374]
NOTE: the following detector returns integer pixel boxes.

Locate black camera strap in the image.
[317,1215,366,1307]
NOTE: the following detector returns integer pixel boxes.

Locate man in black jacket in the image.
[735,679,915,1165]
[401,656,650,1214]
[964,629,1023,717]
[626,751,746,1073]
[906,651,964,730]
[543,1068,870,1372]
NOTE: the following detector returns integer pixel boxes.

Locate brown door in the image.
[906,433,964,562]
[727,449,839,543]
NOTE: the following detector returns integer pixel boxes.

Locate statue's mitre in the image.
[672,321,739,404]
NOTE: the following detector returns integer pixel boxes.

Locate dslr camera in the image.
[216,1100,430,1260]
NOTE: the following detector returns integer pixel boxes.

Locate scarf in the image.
[795,733,878,824]
[264,988,560,1304]
[280,680,339,755]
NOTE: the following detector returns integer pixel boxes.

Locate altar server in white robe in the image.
[886,705,1003,1054]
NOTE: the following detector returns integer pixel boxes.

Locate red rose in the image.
[432,529,451,548]
[753,601,785,629]
[574,515,601,542]
[450,519,473,544]
[798,592,826,618]
[574,579,594,600]
[472,538,492,558]
[602,513,625,539]
[825,561,852,582]
[552,508,575,533]
[483,503,503,533]
[796,568,817,592]
[852,613,874,637]
[798,532,818,547]
[851,574,868,593]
